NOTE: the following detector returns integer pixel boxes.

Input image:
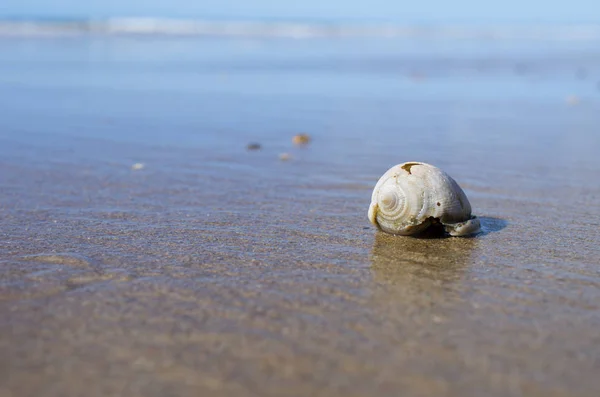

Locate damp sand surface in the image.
[1,36,600,396]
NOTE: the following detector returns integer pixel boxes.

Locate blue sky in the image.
[1,0,599,22]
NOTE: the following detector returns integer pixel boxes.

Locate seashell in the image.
[292,133,311,145]
[278,152,292,161]
[368,162,480,236]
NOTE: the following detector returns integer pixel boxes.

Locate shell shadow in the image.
[370,232,478,285]
[394,216,508,240]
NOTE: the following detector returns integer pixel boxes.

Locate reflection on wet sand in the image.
[370,232,479,287]
[369,216,506,288]
[367,232,480,339]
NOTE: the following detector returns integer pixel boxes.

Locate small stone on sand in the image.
[131,163,145,171]
[279,153,292,161]
[246,143,262,151]
[292,134,311,145]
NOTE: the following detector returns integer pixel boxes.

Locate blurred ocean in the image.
[1,17,600,39]
[1,17,599,151]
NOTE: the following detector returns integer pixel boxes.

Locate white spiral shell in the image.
[368,162,480,236]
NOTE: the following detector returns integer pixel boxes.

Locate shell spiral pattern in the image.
[368,162,480,236]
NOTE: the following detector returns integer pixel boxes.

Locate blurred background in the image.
[1,1,599,153]
[1,0,599,211]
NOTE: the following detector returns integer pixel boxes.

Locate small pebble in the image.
[292,133,311,145]
[432,315,444,324]
[131,163,145,171]
[246,143,262,151]
[279,153,292,161]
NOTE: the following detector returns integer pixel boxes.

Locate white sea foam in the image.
[1,18,600,40]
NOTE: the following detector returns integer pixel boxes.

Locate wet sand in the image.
[1,36,600,396]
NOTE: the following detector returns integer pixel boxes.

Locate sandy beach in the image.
[1,34,600,396]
